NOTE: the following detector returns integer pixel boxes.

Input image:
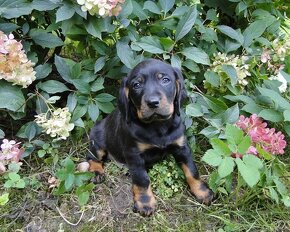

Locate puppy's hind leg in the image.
[87,121,108,183]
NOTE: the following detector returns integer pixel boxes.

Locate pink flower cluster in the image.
[0,31,36,88]
[235,114,287,157]
[0,139,23,173]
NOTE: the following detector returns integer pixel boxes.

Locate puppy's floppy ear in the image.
[118,76,131,123]
[173,67,187,116]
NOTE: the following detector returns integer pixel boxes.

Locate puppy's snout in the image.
[145,96,160,109]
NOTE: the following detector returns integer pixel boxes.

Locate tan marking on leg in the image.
[137,142,156,152]
[132,184,156,216]
[181,164,211,200]
[173,135,185,147]
[88,160,104,174]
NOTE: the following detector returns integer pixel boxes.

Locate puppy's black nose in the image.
[146,96,160,109]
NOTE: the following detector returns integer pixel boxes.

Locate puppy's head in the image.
[119,59,186,123]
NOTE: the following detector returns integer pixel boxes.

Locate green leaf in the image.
[0,129,4,139]
[54,55,73,83]
[0,0,32,19]
[222,65,238,86]
[88,103,99,122]
[143,1,161,14]
[218,157,235,178]
[96,101,115,114]
[0,80,25,112]
[31,0,59,11]
[65,158,75,173]
[256,145,272,160]
[235,158,260,187]
[243,155,263,170]
[204,71,220,87]
[9,172,20,181]
[35,64,52,80]
[243,20,268,47]
[217,25,244,44]
[185,103,203,117]
[182,47,210,65]
[222,104,239,124]
[132,1,148,20]
[71,79,90,94]
[237,136,251,154]
[94,57,106,73]
[116,41,137,69]
[210,138,231,156]
[77,191,90,206]
[225,124,244,146]
[175,6,197,41]
[171,54,182,69]
[95,93,115,103]
[241,103,263,114]
[284,110,290,122]
[199,126,220,138]
[203,95,228,113]
[15,179,25,188]
[38,80,69,94]
[0,193,9,206]
[67,93,77,112]
[56,3,75,22]
[135,36,165,54]
[268,187,279,204]
[202,149,223,166]
[273,177,287,195]
[29,29,63,48]
[65,173,75,190]
[91,77,104,92]
[71,105,87,122]
[159,0,174,15]
[282,196,290,207]
[25,121,38,141]
[0,22,19,34]
[258,87,290,110]
[258,109,283,122]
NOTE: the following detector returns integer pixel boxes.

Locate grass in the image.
[0,138,290,232]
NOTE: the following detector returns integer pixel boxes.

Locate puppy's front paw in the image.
[192,181,214,205]
[88,160,105,183]
[133,197,156,216]
[132,185,156,216]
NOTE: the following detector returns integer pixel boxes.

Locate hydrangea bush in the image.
[0,0,289,206]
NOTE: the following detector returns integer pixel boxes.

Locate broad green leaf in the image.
[243,20,268,47]
[256,145,272,160]
[258,87,290,110]
[77,191,90,206]
[159,0,174,15]
[160,37,174,52]
[88,103,99,122]
[268,187,279,204]
[71,79,90,94]
[35,64,52,80]
[258,109,283,122]
[182,47,210,65]
[241,103,263,114]
[217,25,244,44]
[38,80,69,94]
[206,9,218,21]
[25,121,38,141]
[210,138,231,156]
[224,95,254,105]
[65,158,75,173]
[65,173,75,190]
[54,55,73,83]
[235,158,260,187]
[243,155,263,170]
[175,6,197,41]
[222,103,239,124]
[15,179,25,188]
[222,65,238,86]
[56,3,75,22]
[225,124,244,145]
[218,157,235,178]
[0,0,32,19]
[0,22,19,34]
[91,77,104,92]
[171,54,182,69]
[29,29,63,48]
[132,1,148,20]
[143,1,161,14]
[118,0,133,18]
[199,126,220,138]
[85,19,102,39]
[31,0,59,11]
[204,71,220,87]
[135,36,165,54]
[0,80,25,112]
[284,110,290,122]
[94,57,106,73]
[71,105,87,122]
[96,101,115,114]
[203,95,228,113]
[96,93,115,103]
[282,196,290,207]
[237,136,251,154]
[0,193,9,206]
[185,103,203,117]
[67,93,77,112]
[273,177,287,195]
[202,149,222,166]
[116,41,137,69]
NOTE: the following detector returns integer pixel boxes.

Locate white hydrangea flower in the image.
[35,107,75,140]
[269,72,288,93]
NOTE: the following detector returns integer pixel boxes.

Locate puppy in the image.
[87,59,214,216]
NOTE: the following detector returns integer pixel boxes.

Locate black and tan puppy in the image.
[87,59,214,216]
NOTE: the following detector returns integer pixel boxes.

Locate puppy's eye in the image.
[162,77,170,84]
[133,82,141,89]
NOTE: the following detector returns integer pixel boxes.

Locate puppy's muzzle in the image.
[145,95,160,109]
